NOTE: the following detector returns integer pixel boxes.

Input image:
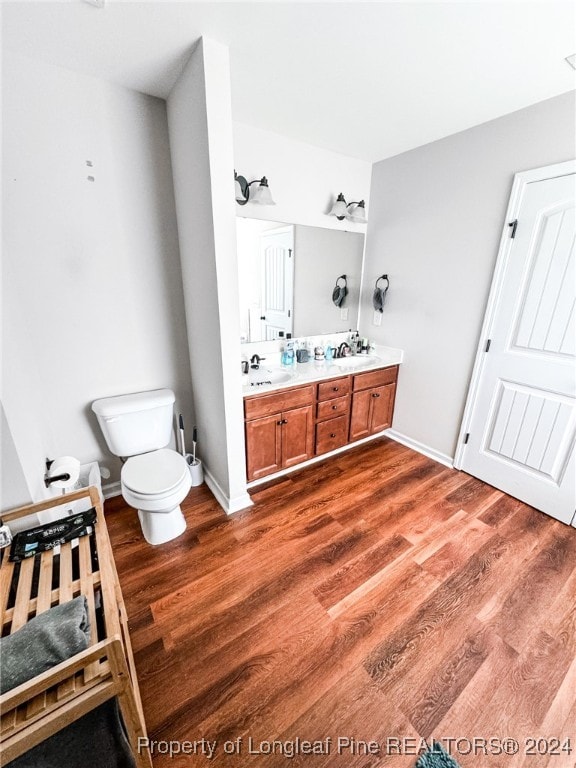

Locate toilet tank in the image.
[92,389,176,457]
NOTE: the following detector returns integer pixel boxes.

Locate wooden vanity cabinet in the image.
[349,366,398,441]
[244,365,399,481]
[244,385,315,481]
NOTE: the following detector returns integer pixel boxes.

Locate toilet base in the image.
[137,505,186,545]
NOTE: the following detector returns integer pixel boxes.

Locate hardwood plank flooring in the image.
[106,437,576,768]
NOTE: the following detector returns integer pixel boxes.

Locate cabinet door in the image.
[350,383,396,441]
[245,414,282,481]
[370,383,396,433]
[349,389,373,441]
[282,405,314,468]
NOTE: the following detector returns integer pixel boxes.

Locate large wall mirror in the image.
[237,218,364,343]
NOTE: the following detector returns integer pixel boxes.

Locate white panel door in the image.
[460,167,575,524]
[259,226,294,341]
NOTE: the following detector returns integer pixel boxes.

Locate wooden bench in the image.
[0,486,152,767]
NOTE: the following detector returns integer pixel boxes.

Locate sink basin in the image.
[248,367,293,387]
[331,355,381,370]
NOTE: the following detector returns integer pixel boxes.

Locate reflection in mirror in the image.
[237,218,364,343]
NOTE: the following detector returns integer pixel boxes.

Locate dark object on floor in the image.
[415,742,462,768]
[8,701,135,768]
[9,509,97,561]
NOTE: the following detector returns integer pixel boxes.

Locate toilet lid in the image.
[122,449,188,495]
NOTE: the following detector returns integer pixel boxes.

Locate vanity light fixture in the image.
[328,193,368,224]
[234,171,276,206]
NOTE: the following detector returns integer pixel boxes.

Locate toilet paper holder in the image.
[43,457,78,489]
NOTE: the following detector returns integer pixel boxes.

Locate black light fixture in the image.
[234,170,276,206]
[328,192,368,223]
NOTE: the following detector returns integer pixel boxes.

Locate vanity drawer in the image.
[316,395,350,422]
[315,415,349,455]
[317,376,351,401]
[353,365,398,392]
[244,384,315,420]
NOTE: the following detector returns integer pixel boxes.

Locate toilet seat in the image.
[122,448,189,496]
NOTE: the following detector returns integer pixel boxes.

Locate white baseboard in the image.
[203,467,253,515]
[102,480,121,499]
[384,429,454,468]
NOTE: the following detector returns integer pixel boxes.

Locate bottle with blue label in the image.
[282,340,295,366]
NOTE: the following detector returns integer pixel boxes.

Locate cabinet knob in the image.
[332,386,339,391]
[330,433,336,438]
[332,404,338,410]
[277,420,283,425]
[372,393,380,398]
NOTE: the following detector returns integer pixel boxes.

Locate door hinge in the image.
[288,309,291,317]
[288,249,293,258]
[464,433,470,444]
[485,339,492,352]
[508,219,518,238]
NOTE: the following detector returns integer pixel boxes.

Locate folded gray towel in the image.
[373,275,389,312]
[332,275,348,307]
[0,596,90,693]
[332,284,348,307]
[372,286,386,312]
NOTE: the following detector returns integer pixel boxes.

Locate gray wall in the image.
[1,403,31,509]
[2,53,192,498]
[361,91,576,460]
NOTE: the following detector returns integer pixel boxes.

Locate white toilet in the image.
[92,389,191,545]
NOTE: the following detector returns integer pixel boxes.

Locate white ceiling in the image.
[3,1,575,162]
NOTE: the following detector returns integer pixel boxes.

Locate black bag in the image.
[9,509,97,562]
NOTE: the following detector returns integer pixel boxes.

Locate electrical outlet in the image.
[340,307,349,321]
[373,311,382,326]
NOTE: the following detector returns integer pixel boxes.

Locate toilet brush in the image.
[178,414,186,456]
[188,426,203,486]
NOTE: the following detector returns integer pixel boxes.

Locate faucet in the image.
[336,342,350,358]
[250,354,265,369]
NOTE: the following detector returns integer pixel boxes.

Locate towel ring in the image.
[332,275,348,308]
[372,274,389,313]
[375,274,389,291]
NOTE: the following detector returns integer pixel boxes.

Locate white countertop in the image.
[242,345,404,396]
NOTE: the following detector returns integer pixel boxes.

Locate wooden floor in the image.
[106,438,576,768]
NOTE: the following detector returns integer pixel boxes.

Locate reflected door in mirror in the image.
[260,226,294,341]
